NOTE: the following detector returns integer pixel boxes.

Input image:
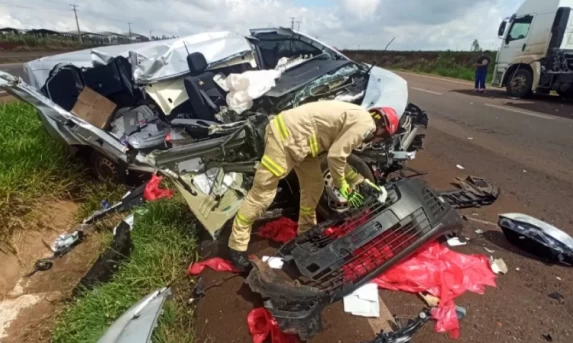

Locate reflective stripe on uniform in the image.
[345,169,359,182]
[261,155,285,177]
[273,114,289,141]
[308,133,319,157]
[235,213,255,226]
[299,206,315,215]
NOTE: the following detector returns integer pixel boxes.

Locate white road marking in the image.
[398,71,473,85]
[411,87,443,95]
[484,103,555,120]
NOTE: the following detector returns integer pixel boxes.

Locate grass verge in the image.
[0,101,127,248]
[345,50,497,83]
[52,199,198,343]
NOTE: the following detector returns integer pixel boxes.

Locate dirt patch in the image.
[0,200,103,343]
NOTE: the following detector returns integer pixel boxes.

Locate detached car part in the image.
[440,176,500,209]
[98,287,171,343]
[246,178,463,340]
[499,213,573,264]
[361,308,431,343]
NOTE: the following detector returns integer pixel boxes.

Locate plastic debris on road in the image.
[343,283,380,318]
[456,164,465,170]
[447,236,467,247]
[373,242,497,339]
[144,174,174,201]
[248,308,300,343]
[188,258,240,275]
[257,217,298,243]
[490,258,508,275]
[498,213,573,264]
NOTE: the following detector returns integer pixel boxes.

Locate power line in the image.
[70,4,82,43]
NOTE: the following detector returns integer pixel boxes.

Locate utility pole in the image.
[149,30,153,41]
[70,4,82,43]
[296,20,301,31]
[290,17,295,30]
[127,22,132,41]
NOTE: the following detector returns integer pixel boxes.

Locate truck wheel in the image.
[317,154,375,218]
[90,151,126,183]
[506,68,533,98]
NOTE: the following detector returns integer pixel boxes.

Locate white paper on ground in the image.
[447,236,467,247]
[262,256,284,270]
[343,283,380,318]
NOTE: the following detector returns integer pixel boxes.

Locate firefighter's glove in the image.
[338,182,364,208]
[360,179,382,196]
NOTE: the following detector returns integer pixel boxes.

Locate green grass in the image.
[0,33,97,50]
[345,50,497,83]
[52,199,198,343]
[0,102,127,248]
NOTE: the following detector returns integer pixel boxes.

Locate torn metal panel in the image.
[361,66,408,119]
[0,71,129,159]
[173,171,247,238]
[24,32,253,89]
[498,213,573,264]
[144,77,188,116]
[97,287,171,343]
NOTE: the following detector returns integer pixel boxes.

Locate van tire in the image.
[506,68,533,98]
[316,154,375,218]
[90,151,126,183]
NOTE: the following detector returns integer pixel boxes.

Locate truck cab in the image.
[493,0,573,98]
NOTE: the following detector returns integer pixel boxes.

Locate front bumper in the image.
[246,178,463,340]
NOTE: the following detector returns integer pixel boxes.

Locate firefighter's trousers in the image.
[228,127,364,252]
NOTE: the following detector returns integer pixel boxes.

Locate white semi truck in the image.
[493,0,573,98]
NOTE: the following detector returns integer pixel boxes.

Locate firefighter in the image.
[228,100,399,271]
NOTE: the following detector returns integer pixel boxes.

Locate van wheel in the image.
[506,68,533,98]
[317,154,375,218]
[90,152,126,183]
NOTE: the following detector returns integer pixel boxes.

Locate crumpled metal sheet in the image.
[361,66,409,119]
[23,31,252,89]
[97,287,172,343]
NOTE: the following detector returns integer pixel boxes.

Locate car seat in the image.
[183,52,225,121]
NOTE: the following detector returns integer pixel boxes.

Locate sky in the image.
[0,0,523,50]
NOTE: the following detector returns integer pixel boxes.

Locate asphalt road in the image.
[400,71,573,230]
[0,62,25,80]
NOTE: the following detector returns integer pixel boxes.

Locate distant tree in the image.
[471,39,482,52]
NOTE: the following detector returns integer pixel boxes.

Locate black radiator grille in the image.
[309,208,431,295]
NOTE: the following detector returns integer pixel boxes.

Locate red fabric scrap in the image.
[373,242,497,339]
[258,217,298,243]
[188,257,240,275]
[144,174,174,201]
[248,308,300,343]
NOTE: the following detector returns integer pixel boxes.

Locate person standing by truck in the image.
[474,54,491,93]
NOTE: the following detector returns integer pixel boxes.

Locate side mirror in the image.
[498,20,507,38]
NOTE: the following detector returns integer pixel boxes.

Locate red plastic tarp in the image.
[248,308,300,343]
[257,217,298,243]
[373,242,497,338]
[144,174,174,201]
[188,257,240,275]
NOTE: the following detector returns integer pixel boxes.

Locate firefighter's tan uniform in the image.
[228,101,377,252]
